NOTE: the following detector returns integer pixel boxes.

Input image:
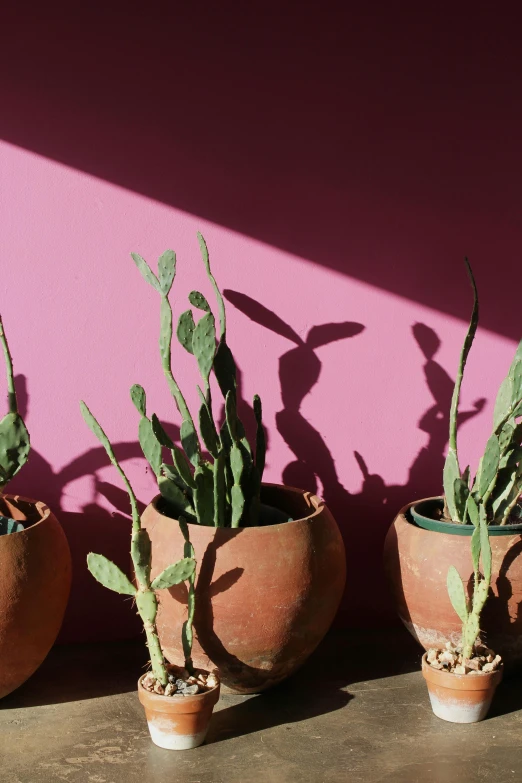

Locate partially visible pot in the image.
[0,494,72,698]
[422,653,502,723]
[383,497,522,666]
[138,673,220,750]
[142,484,346,693]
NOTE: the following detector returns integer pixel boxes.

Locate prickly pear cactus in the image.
[130,233,266,527]
[0,316,30,504]
[80,401,197,680]
[447,504,492,657]
[443,260,522,525]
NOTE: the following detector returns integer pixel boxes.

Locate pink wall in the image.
[1,5,521,640]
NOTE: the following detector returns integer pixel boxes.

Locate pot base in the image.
[146,717,208,750]
[422,653,502,724]
[426,689,494,724]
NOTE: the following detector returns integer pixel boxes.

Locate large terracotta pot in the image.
[0,494,72,698]
[142,484,346,693]
[384,497,522,666]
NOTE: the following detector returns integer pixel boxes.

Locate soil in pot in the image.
[138,665,220,750]
[422,645,503,723]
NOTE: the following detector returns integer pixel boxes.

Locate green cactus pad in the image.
[478,434,500,497]
[213,451,226,527]
[131,529,152,587]
[131,252,161,292]
[443,450,460,521]
[0,412,30,486]
[157,250,176,296]
[151,557,196,589]
[181,419,201,467]
[169,448,194,490]
[130,384,146,416]
[493,376,514,432]
[177,309,196,354]
[87,553,136,595]
[150,414,174,449]
[189,290,211,312]
[159,296,173,365]
[192,312,216,382]
[158,475,195,516]
[447,565,469,623]
[213,340,237,399]
[231,484,245,527]
[198,399,219,459]
[194,463,214,526]
[139,416,162,477]
[135,588,158,625]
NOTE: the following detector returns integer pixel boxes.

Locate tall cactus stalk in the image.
[130,233,266,528]
[0,315,30,494]
[80,402,197,683]
[443,261,522,526]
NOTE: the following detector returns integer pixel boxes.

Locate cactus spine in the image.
[80,401,197,682]
[443,261,522,525]
[130,233,266,528]
[0,315,30,494]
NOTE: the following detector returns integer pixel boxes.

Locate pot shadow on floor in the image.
[206,626,421,744]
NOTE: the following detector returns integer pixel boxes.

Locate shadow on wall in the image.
[1,6,521,338]
[8,305,485,641]
[224,293,486,626]
[7,375,180,643]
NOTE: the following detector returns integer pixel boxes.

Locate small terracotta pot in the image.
[138,675,220,750]
[142,484,346,693]
[0,494,72,698]
[422,653,503,723]
[383,497,522,666]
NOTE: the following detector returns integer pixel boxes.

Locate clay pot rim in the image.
[138,673,220,713]
[421,653,503,690]
[152,482,326,530]
[407,496,522,537]
[0,493,50,535]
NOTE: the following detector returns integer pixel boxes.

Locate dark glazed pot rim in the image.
[152,482,327,531]
[410,497,522,537]
[0,493,50,536]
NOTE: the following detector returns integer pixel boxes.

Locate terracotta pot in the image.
[138,674,220,749]
[0,494,72,698]
[422,653,502,723]
[142,484,346,693]
[383,497,522,666]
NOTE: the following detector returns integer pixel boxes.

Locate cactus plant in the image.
[443,260,522,525]
[130,233,271,528]
[80,401,197,685]
[0,315,30,535]
[446,503,492,658]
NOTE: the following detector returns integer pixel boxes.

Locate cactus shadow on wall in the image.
[223,295,491,627]
[7,374,182,644]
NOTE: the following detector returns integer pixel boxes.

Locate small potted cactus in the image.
[422,503,503,722]
[96,234,346,693]
[0,315,71,698]
[80,401,220,750]
[384,260,522,664]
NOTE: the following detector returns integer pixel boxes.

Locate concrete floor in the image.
[2,629,522,783]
